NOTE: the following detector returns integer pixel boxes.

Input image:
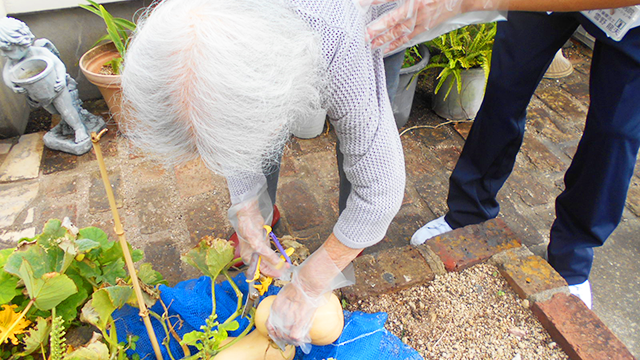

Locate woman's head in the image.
[0,17,34,60]
[122,0,325,177]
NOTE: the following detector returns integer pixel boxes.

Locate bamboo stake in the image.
[91,129,164,360]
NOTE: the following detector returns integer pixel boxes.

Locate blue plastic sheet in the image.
[112,274,423,359]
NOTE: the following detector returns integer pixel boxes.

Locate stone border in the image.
[341,218,636,360]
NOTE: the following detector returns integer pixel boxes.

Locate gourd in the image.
[254,293,344,346]
[213,330,295,360]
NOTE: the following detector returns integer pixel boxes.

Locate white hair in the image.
[121,0,325,176]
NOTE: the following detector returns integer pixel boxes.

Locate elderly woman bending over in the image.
[122,0,405,350]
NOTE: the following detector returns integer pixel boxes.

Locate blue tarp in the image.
[112,274,423,359]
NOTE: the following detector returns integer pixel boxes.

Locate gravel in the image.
[347,263,569,360]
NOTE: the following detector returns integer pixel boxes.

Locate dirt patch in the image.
[347,263,569,360]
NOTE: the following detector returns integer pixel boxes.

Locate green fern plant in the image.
[424,22,497,100]
[79,0,136,74]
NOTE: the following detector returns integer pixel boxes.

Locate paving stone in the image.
[521,132,567,173]
[279,155,300,177]
[536,86,588,121]
[38,203,77,231]
[0,133,44,182]
[43,175,78,198]
[23,208,34,224]
[453,121,472,140]
[41,147,78,175]
[341,245,434,303]
[532,293,635,360]
[137,187,172,235]
[174,158,218,199]
[424,218,521,272]
[506,168,556,207]
[0,142,12,155]
[497,253,568,301]
[0,180,39,228]
[558,70,591,106]
[278,180,323,231]
[626,176,640,217]
[0,227,36,243]
[416,126,462,149]
[89,170,123,214]
[144,237,186,286]
[527,105,576,144]
[80,124,119,163]
[183,197,231,245]
[413,173,449,218]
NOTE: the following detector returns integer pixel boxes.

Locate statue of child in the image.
[0,17,105,155]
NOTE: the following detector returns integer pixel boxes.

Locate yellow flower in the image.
[0,304,31,345]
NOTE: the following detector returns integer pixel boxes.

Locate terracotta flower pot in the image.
[79,42,123,127]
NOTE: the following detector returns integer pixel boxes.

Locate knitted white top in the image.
[227,0,405,249]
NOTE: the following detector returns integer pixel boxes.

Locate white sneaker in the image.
[568,280,592,309]
[410,216,453,246]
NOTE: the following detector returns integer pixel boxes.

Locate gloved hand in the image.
[266,246,355,354]
[360,0,506,53]
[228,182,284,278]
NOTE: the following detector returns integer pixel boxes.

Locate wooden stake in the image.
[91,129,164,360]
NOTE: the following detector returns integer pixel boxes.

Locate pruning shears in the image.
[241,226,294,318]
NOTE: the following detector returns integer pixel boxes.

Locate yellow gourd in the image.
[213,330,295,360]
[254,293,344,346]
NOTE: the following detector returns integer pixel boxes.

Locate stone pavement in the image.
[0,40,638,357]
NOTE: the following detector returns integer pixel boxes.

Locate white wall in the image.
[3,0,125,15]
[0,1,6,17]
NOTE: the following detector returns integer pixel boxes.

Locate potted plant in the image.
[424,22,496,120]
[390,44,431,128]
[78,1,136,128]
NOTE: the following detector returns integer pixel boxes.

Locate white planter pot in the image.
[292,108,326,139]
[432,67,486,121]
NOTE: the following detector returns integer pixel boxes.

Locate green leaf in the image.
[90,286,133,329]
[18,260,77,311]
[75,238,101,253]
[220,320,239,332]
[79,300,100,328]
[79,3,102,18]
[97,258,127,285]
[137,263,168,286]
[205,238,235,278]
[56,284,89,324]
[0,272,20,304]
[131,248,144,263]
[72,258,101,282]
[5,244,51,279]
[0,248,15,267]
[63,335,110,360]
[182,244,213,278]
[17,317,51,357]
[180,330,206,347]
[113,18,136,30]
[78,227,112,251]
[100,5,125,56]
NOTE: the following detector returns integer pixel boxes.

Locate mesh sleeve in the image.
[307,0,406,248]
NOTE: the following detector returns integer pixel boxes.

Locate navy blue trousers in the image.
[444,12,640,285]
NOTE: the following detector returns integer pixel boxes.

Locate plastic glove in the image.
[228,180,284,278]
[360,0,507,53]
[267,246,355,353]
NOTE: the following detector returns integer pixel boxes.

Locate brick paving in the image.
[1,40,639,357]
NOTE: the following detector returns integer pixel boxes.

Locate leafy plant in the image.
[0,219,165,360]
[424,22,497,100]
[401,45,423,69]
[179,236,251,360]
[79,0,136,74]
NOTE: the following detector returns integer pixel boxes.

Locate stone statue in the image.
[0,17,105,155]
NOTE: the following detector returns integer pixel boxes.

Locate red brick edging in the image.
[341,218,636,360]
